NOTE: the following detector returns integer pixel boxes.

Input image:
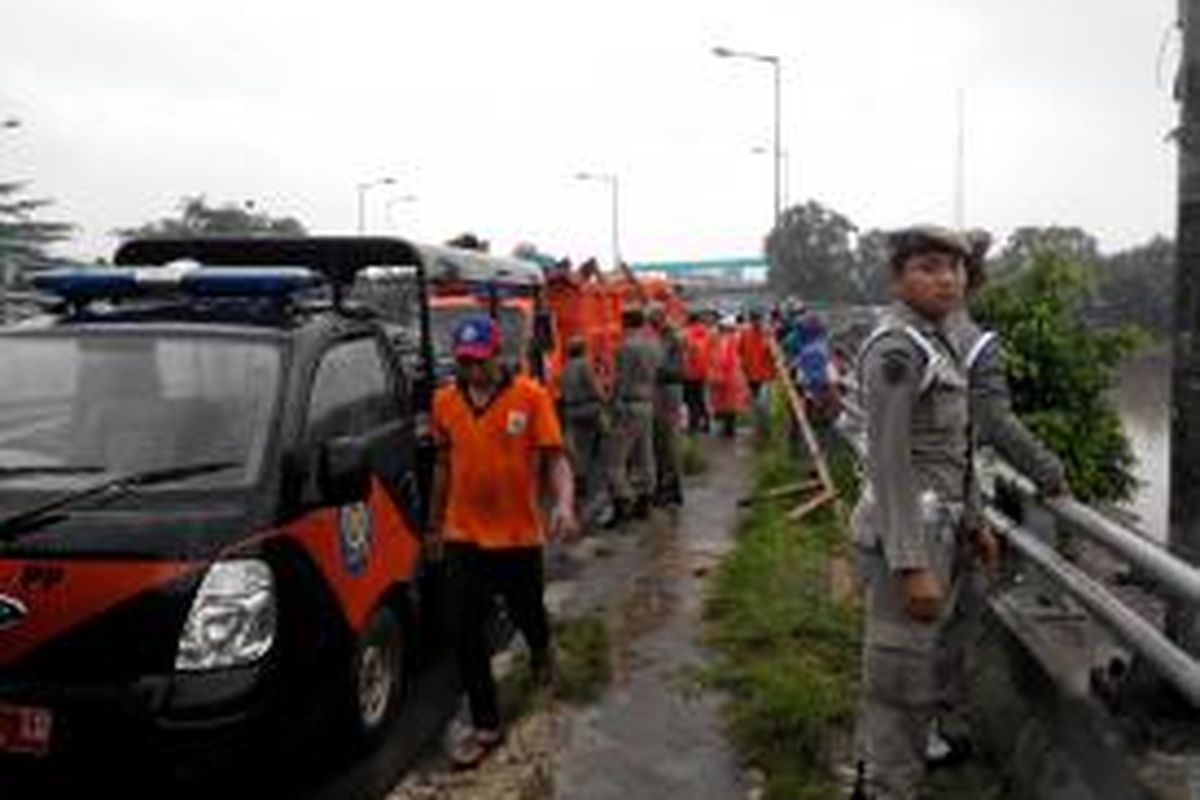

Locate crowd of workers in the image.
[427,290,833,767]
[428,223,1066,797]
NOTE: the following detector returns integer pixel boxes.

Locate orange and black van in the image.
[0,237,442,783]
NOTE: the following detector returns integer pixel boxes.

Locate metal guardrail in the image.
[835,375,1200,707]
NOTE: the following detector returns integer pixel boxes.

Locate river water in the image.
[1116,346,1171,541]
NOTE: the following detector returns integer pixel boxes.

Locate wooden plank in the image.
[786,489,837,522]
[737,478,822,507]
[768,338,836,497]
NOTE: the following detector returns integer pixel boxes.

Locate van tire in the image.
[346,604,405,746]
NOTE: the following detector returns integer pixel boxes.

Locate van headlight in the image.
[176,559,276,672]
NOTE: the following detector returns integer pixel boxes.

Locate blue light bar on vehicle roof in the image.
[32,265,324,302]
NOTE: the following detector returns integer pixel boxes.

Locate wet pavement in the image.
[552,435,751,800]
[389,434,754,800]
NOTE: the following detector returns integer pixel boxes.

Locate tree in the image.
[0,181,73,285]
[973,248,1142,503]
[1091,236,1174,334]
[997,225,1100,273]
[117,196,306,240]
[764,201,858,301]
[847,229,893,305]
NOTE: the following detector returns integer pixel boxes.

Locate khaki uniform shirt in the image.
[614,330,663,405]
[852,302,976,572]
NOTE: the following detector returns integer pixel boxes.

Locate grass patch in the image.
[499,612,613,717]
[705,408,862,799]
[680,434,710,476]
[553,613,611,704]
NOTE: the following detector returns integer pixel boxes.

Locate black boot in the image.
[602,499,630,530]
[632,494,652,520]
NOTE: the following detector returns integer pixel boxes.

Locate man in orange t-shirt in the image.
[430,315,577,767]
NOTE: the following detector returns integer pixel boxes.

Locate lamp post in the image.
[575,171,621,267]
[751,145,791,211]
[385,194,418,232]
[1,117,22,321]
[713,46,783,228]
[356,177,397,234]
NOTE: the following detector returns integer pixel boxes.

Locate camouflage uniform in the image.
[607,328,662,519]
[851,301,978,800]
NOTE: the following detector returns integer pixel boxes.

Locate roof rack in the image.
[114,236,426,288]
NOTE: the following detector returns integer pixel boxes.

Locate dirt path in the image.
[389,436,754,800]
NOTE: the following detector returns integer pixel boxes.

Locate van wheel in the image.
[348,605,405,743]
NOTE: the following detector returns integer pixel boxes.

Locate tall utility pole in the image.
[356,176,396,234]
[1,116,22,323]
[954,88,966,229]
[1170,0,1200,654]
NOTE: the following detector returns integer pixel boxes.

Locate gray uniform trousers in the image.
[608,399,656,504]
[653,383,683,497]
[564,405,606,504]
[855,524,966,800]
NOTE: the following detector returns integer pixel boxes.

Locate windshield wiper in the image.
[0,465,106,479]
[0,460,240,541]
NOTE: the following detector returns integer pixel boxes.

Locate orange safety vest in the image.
[738,324,777,384]
[682,322,712,381]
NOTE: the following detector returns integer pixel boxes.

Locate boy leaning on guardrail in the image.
[848,225,999,800]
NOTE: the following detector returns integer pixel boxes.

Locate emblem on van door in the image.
[338,502,374,577]
[0,595,27,630]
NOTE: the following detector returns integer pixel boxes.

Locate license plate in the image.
[0,704,53,756]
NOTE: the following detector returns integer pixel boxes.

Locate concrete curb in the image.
[971,591,1150,800]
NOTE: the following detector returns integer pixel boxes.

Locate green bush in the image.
[705,428,861,799]
[972,249,1143,503]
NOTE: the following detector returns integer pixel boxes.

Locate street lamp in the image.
[1,117,22,321]
[356,177,397,234]
[575,171,621,268]
[751,146,791,211]
[713,46,783,228]
[385,194,418,232]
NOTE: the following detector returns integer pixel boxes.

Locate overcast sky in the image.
[0,0,1180,264]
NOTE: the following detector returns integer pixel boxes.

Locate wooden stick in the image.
[768,338,836,497]
[787,489,837,522]
[737,478,823,507]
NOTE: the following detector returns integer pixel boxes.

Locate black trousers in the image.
[682,380,710,433]
[444,543,550,730]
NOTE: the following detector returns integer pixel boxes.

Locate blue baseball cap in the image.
[453,315,501,361]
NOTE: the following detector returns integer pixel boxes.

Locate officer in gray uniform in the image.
[649,304,685,507]
[851,225,993,800]
[604,305,662,527]
[559,335,608,520]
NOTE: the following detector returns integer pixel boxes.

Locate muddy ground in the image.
[388,435,756,800]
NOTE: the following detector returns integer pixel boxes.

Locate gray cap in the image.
[887,224,970,259]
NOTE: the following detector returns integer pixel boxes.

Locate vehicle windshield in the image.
[430,303,527,378]
[0,334,281,490]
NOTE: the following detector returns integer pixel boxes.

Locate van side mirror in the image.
[318,436,371,507]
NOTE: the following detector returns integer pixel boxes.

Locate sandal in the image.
[449,726,503,769]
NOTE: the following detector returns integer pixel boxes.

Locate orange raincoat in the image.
[709,330,749,414]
